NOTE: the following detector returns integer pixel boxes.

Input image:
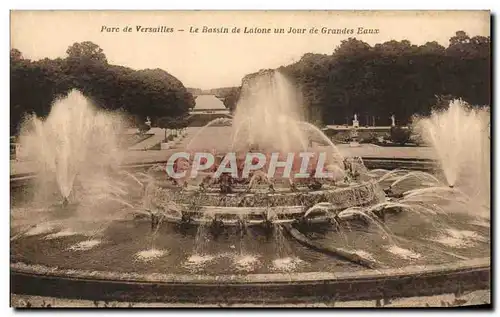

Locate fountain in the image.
[231,70,308,153]
[414,99,490,203]
[18,90,125,204]
[11,90,146,248]
[10,83,490,305]
[152,70,381,226]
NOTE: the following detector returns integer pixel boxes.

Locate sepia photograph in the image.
[9,10,491,308]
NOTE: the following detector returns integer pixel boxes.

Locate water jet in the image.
[18,90,125,204]
[62,197,69,208]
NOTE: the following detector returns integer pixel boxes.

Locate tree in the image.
[418,41,446,54]
[10,43,195,136]
[334,38,371,57]
[10,48,23,62]
[222,87,241,112]
[157,117,174,141]
[10,50,72,135]
[66,41,108,64]
[449,31,470,46]
[177,115,191,134]
[390,126,412,145]
[270,31,490,126]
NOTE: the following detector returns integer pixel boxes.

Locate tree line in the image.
[10,41,195,136]
[11,31,490,136]
[223,31,490,126]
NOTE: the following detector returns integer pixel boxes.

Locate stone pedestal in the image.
[350,124,360,147]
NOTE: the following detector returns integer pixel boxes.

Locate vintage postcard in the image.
[10,10,491,308]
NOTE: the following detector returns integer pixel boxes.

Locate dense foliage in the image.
[157,115,190,139]
[11,31,490,136]
[10,41,195,135]
[220,87,241,113]
[224,31,490,125]
[389,126,412,145]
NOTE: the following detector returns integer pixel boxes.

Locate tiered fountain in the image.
[10,77,490,305]
[145,70,385,229]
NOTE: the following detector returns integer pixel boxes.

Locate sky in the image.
[10,10,490,90]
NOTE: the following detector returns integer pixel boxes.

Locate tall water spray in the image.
[19,90,125,201]
[415,99,490,202]
[231,70,309,153]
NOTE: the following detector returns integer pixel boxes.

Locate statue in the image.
[350,113,360,147]
[352,114,359,128]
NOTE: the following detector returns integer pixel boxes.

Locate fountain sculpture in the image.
[144,70,382,228]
